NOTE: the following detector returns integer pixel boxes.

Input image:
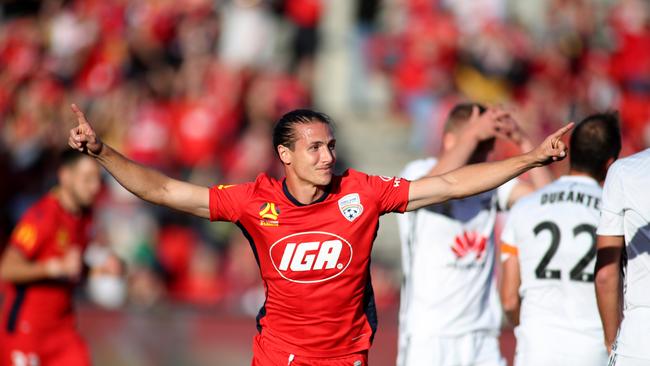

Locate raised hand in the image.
[68,104,103,156]
[530,123,574,165]
[464,106,510,142]
[493,110,527,146]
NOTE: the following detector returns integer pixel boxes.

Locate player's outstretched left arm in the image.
[406,123,573,211]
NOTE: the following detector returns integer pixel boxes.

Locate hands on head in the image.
[464,104,572,163]
[464,106,510,142]
[68,104,103,156]
[464,105,527,144]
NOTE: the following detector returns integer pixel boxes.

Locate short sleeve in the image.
[209,182,255,222]
[496,178,520,211]
[9,212,48,260]
[500,210,519,261]
[365,174,411,214]
[597,164,625,236]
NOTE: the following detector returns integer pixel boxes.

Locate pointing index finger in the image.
[553,122,574,139]
[70,104,89,126]
[550,122,574,148]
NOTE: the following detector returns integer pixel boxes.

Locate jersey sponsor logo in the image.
[451,231,487,260]
[338,193,364,222]
[379,175,402,188]
[259,202,280,227]
[269,231,353,283]
[13,223,38,252]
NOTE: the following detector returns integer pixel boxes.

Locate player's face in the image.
[66,157,102,208]
[286,122,336,186]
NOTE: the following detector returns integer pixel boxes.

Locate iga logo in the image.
[269,231,353,284]
[451,231,487,259]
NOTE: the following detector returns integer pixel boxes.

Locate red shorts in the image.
[252,334,369,366]
[0,328,90,366]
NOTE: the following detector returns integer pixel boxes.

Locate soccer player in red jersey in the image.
[68,104,571,365]
[0,151,101,366]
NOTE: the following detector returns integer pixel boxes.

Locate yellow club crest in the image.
[259,202,280,220]
[259,202,280,226]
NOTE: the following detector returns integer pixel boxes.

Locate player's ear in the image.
[278,145,292,165]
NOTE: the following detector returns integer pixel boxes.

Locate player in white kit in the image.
[397,104,554,366]
[596,145,650,365]
[499,113,622,366]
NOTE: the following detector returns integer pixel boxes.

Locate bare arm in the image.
[406,123,573,211]
[595,235,624,353]
[0,247,81,284]
[517,138,554,188]
[500,253,521,326]
[68,104,210,219]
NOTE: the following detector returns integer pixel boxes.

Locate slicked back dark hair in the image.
[60,149,89,168]
[444,103,487,133]
[570,112,622,181]
[272,109,333,154]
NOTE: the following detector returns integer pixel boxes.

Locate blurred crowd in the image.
[376,0,650,157]
[1,0,649,313]
[0,0,323,314]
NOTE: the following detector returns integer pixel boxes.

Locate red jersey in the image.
[209,169,410,357]
[1,193,92,335]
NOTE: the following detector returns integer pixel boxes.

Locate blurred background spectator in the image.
[1,0,648,364]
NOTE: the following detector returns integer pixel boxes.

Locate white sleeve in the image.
[496,178,520,211]
[400,158,438,181]
[597,163,625,236]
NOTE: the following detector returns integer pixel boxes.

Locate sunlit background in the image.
[1,0,649,365]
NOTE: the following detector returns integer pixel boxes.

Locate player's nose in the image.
[320,146,335,165]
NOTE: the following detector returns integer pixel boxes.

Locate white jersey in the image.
[500,176,607,364]
[397,158,517,340]
[597,148,650,360]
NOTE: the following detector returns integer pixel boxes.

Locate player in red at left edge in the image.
[0,150,103,366]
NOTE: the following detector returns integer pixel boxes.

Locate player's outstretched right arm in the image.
[68,104,210,219]
[406,123,573,211]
